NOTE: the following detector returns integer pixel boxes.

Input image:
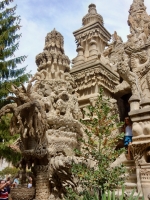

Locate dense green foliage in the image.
[0,114,21,165]
[0,0,29,108]
[66,89,126,199]
[0,166,19,178]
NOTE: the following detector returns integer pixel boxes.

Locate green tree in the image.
[66,89,126,199]
[0,114,21,165]
[0,0,30,108]
[0,0,29,164]
[0,166,19,178]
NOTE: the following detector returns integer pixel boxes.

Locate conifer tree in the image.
[0,114,21,165]
[0,0,29,108]
[0,0,29,163]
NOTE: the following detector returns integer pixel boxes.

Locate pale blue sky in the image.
[11,0,150,75]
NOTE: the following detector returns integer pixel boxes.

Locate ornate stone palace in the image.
[71,1,150,199]
[1,0,150,199]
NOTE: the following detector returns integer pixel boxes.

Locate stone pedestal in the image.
[128,95,140,111]
[11,187,35,200]
[129,108,150,199]
[140,166,150,200]
[140,98,150,109]
[76,46,84,63]
[35,166,50,200]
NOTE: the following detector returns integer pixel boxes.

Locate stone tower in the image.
[127,0,150,199]
[71,4,119,112]
[1,1,150,200]
[0,29,83,200]
[99,0,150,199]
[71,1,150,199]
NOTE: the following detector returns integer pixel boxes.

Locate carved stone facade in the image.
[119,1,150,199]
[1,1,150,200]
[71,4,119,115]
[0,29,83,200]
[71,1,150,199]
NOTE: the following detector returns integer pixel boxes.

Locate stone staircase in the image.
[123,159,143,199]
[112,154,143,199]
[123,160,137,191]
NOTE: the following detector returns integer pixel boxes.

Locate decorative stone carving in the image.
[72,65,119,96]
[140,168,150,200]
[11,187,35,200]
[72,1,150,199]
[140,169,150,182]
[130,143,150,161]
[103,31,124,72]
[72,4,111,67]
[119,2,150,106]
[0,29,83,200]
[35,166,50,200]
[35,29,70,79]
[2,1,150,199]
[82,4,103,26]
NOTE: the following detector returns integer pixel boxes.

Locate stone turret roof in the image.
[44,28,64,54]
[82,4,103,26]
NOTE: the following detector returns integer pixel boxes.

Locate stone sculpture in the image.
[0,29,83,200]
[72,1,150,199]
[105,0,150,109]
[71,4,119,116]
[1,1,150,199]
[102,0,150,199]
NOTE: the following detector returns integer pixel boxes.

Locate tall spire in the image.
[35,29,70,78]
[72,4,111,67]
[82,3,103,26]
[128,0,148,33]
[129,0,146,14]
[44,28,64,54]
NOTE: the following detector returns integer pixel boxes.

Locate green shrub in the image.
[0,166,19,179]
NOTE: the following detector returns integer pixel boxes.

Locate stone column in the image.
[140,168,150,200]
[89,39,98,57]
[35,166,50,200]
[128,95,140,111]
[130,141,150,200]
[75,45,85,64]
[135,161,142,195]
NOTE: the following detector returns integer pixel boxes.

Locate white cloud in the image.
[11,0,150,75]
